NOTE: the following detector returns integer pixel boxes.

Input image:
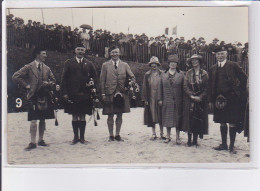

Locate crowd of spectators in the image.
[7,14,249,71]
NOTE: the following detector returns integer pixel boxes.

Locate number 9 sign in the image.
[16,98,22,108]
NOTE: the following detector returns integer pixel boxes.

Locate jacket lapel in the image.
[30,61,39,79]
[165,71,174,96]
[110,59,117,73]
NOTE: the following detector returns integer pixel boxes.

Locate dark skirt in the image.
[64,98,93,115]
[213,91,246,123]
[28,95,55,121]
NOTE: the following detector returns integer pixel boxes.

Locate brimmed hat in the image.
[191,37,196,40]
[237,42,242,46]
[168,54,179,63]
[148,56,160,66]
[213,38,219,42]
[187,54,203,65]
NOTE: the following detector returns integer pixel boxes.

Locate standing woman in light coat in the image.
[158,54,184,144]
[142,56,165,140]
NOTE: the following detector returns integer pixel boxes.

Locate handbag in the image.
[215,94,227,110]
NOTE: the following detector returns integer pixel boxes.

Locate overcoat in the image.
[158,71,184,128]
[60,57,97,115]
[99,59,135,115]
[182,68,209,136]
[142,69,163,127]
[208,60,247,123]
[12,61,56,121]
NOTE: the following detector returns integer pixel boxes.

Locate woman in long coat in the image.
[183,54,209,147]
[142,56,165,140]
[158,54,184,144]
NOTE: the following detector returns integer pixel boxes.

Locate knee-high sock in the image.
[193,133,198,145]
[115,113,123,136]
[30,121,37,144]
[188,133,192,144]
[80,121,86,140]
[229,127,237,150]
[107,115,114,136]
[38,120,46,142]
[220,124,228,145]
[72,121,79,139]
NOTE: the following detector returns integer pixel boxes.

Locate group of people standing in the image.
[12,42,248,155]
[142,46,248,154]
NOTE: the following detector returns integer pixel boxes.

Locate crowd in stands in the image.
[7,14,249,71]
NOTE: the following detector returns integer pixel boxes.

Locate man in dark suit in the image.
[99,46,135,142]
[12,48,56,151]
[208,46,248,154]
[61,43,97,145]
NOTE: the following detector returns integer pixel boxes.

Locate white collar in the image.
[218,59,227,67]
[76,57,83,64]
[112,59,119,67]
[34,60,40,67]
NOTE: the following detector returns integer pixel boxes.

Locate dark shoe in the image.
[164,138,171,143]
[229,149,237,154]
[25,143,37,151]
[150,134,157,141]
[160,133,166,140]
[229,146,237,154]
[71,138,79,145]
[79,138,88,144]
[213,144,228,151]
[115,135,124,142]
[108,136,115,142]
[187,142,192,147]
[160,134,166,140]
[192,143,199,148]
[38,140,49,147]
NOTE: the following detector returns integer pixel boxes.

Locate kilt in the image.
[64,95,93,115]
[213,91,246,123]
[28,94,55,121]
[102,93,130,115]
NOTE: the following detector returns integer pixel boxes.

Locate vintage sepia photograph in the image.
[5,6,249,165]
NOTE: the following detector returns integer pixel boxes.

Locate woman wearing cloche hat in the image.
[142,56,166,140]
[158,54,184,144]
[183,54,209,147]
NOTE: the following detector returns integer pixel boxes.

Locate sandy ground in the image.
[7,108,250,164]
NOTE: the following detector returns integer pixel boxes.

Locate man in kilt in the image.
[12,48,56,151]
[100,46,135,141]
[61,43,97,144]
[208,46,248,154]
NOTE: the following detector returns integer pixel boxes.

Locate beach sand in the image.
[7,108,250,164]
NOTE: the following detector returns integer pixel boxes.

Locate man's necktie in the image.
[114,62,117,69]
[38,63,41,72]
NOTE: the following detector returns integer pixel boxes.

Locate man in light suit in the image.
[12,48,56,151]
[100,46,135,141]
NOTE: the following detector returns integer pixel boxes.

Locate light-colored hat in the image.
[148,56,160,65]
[168,54,179,63]
[187,54,203,65]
